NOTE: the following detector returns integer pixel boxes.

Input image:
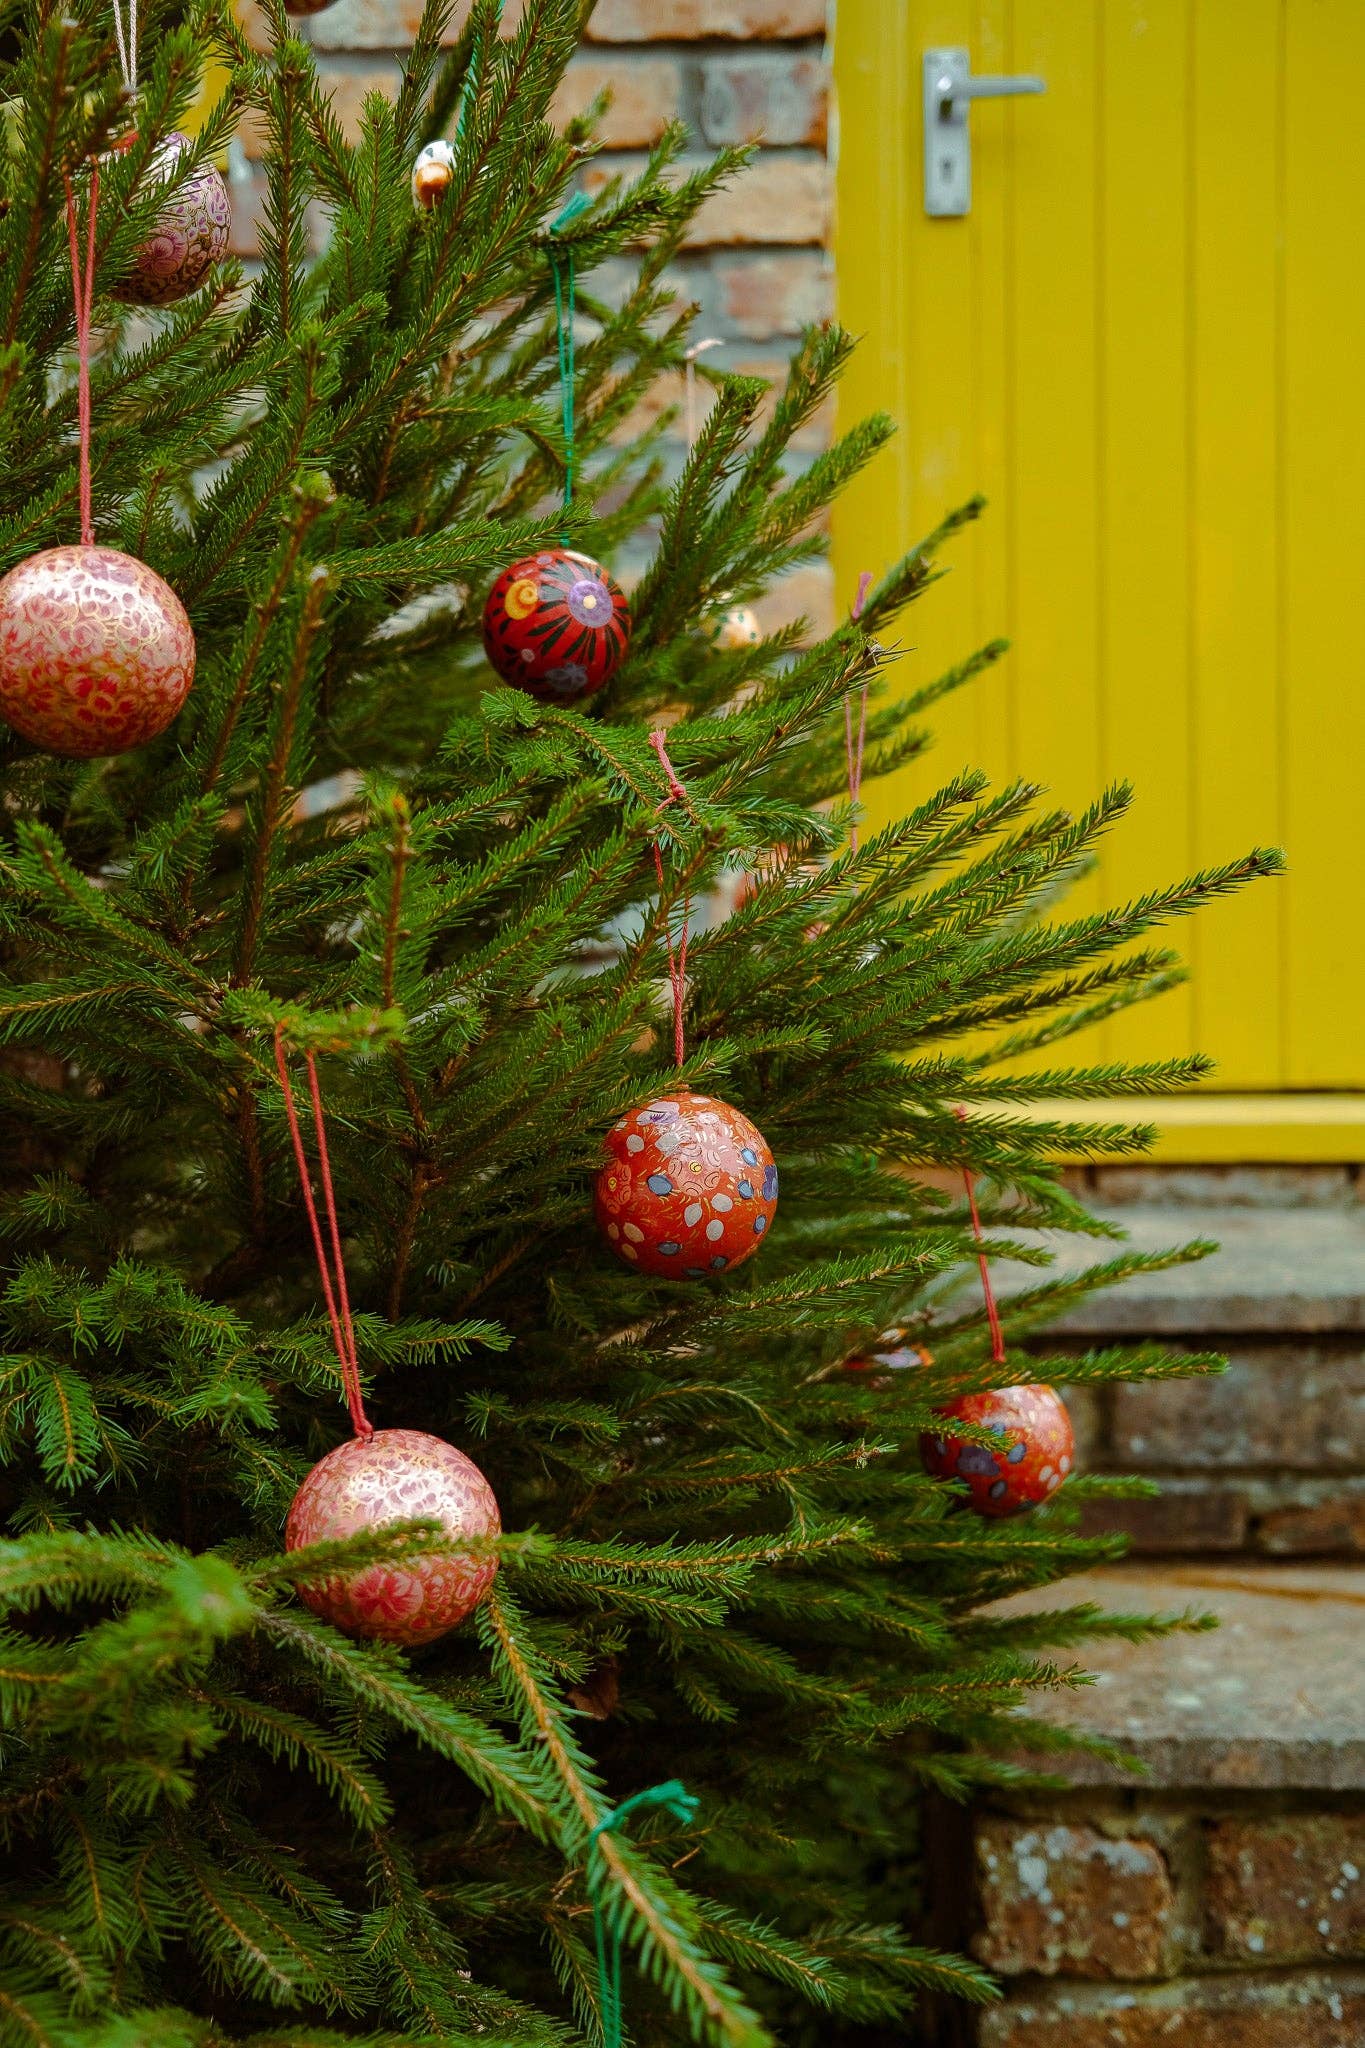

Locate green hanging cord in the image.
[548,190,591,542]
[587,1779,699,2048]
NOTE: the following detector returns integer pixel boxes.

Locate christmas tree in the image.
[0,2,1281,2043]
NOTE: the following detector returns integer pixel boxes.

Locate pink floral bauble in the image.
[285,1428,500,1647]
[0,545,195,757]
[110,132,231,308]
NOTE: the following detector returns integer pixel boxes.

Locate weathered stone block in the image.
[979,1973,1365,2047]
[1205,1815,1365,1963]
[974,1820,1176,1980]
[1110,1344,1365,1472]
[1081,1481,1251,1553]
[585,0,826,39]
[712,250,832,335]
[581,151,829,247]
[1255,1482,1365,1556]
[698,50,828,146]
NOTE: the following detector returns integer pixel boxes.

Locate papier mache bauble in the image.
[596,1088,778,1280]
[483,548,631,701]
[920,1383,1074,1518]
[699,602,760,652]
[285,1428,500,1646]
[0,545,195,756]
[846,1335,934,1377]
[110,132,231,309]
[411,140,456,211]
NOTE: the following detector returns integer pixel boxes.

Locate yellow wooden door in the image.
[833,0,1365,1159]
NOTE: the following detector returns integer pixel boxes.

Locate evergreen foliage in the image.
[0,1,1280,2042]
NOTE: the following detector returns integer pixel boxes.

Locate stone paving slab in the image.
[993,1564,1365,1791]
[990,1206,1365,1335]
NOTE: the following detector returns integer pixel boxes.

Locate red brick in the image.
[980,1978,1365,2047]
[307,0,530,52]
[585,0,826,40]
[1256,1486,1365,1556]
[611,350,834,454]
[698,51,829,146]
[1081,1481,1250,1553]
[553,56,685,147]
[1110,1346,1365,1473]
[974,1821,1176,1981]
[713,250,831,336]
[1205,1816,1365,1963]
[756,562,834,642]
[582,151,828,248]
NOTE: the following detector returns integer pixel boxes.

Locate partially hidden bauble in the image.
[286,1428,500,1647]
[483,548,631,701]
[110,132,231,309]
[411,140,456,211]
[699,602,760,652]
[283,0,341,12]
[0,545,195,756]
[846,1333,934,1377]
[596,1088,778,1279]
[920,1383,1074,1518]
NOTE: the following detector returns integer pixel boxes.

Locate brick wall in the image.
[237,0,835,635]
[971,1797,1365,2046]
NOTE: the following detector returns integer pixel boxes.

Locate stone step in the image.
[993,1205,1364,1337]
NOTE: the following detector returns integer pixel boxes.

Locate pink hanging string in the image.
[62,164,100,548]
[954,1105,1007,1368]
[844,570,872,852]
[273,1025,374,1440]
[648,728,692,1069]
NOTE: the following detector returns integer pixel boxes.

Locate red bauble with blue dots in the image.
[920,1383,1074,1517]
[482,548,631,701]
[595,1088,778,1280]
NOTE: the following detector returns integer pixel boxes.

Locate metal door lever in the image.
[923,47,1046,216]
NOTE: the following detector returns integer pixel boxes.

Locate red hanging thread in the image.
[273,1024,373,1440]
[844,570,872,853]
[648,728,692,1070]
[954,1105,1007,1368]
[62,163,100,548]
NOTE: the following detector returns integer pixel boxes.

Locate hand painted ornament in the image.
[920,1383,1074,1518]
[286,1428,500,1647]
[483,548,631,701]
[411,140,456,211]
[846,1334,934,1377]
[0,545,194,756]
[596,1088,778,1280]
[110,132,231,308]
[283,0,341,11]
[699,602,760,652]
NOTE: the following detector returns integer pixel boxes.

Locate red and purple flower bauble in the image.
[595,1088,778,1280]
[482,548,631,701]
[920,1383,1074,1517]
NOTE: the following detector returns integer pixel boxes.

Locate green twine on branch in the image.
[450,0,505,149]
[548,190,590,541]
[587,1779,700,2048]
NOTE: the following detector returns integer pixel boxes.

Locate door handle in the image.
[923,47,1046,217]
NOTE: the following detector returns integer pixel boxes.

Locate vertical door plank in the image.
[1282,0,1365,1084]
[1098,0,1195,1066]
[1187,0,1284,1086]
[1007,0,1102,920]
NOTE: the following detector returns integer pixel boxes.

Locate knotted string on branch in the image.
[588,1780,700,2048]
[273,1025,373,1440]
[62,162,100,548]
[647,728,693,1070]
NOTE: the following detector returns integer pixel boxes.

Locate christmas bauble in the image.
[283,0,340,12]
[846,1335,933,1375]
[595,1088,778,1279]
[285,1428,500,1647]
[110,133,231,309]
[0,545,195,756]
[483,549,631,701]
[920,1383,1074,1518]
[699,602,760,651]
[411,140,456,211]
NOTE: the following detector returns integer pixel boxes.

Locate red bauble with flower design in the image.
[0,546,195,757]
[920,1383,1074,1518]
[285,1428,500,1646]
[482,548,631,701]
[595,1088,778,1280]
